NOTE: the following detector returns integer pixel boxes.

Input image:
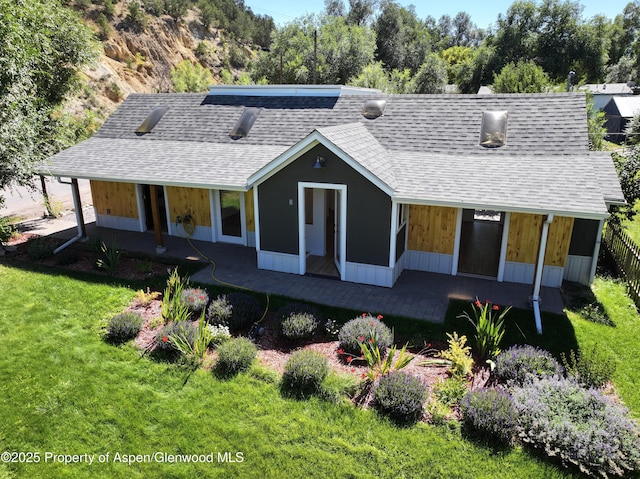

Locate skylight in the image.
[480,110,508,148]
[229,107,260,139]
[361,99,386,119]
[135,107,169,134]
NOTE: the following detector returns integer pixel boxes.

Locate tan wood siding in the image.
[544,216,574,267]
[90,180,138,218]
[407,205,457,254]
[245,190,255,232]
[506,213,542,264]
[165,186,211,227]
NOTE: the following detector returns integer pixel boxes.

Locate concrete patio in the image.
[32,211,566,324]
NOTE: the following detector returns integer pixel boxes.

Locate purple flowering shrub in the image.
[275,303,322,340]
[512,377,640,477]
[461,388,517,445]
[282,349,329,395]
[206,292,261,331]
[338,314,393,354]
[494,345,564,386]
[374,371,427,425]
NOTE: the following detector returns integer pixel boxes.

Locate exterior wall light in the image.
[313,156,326,168]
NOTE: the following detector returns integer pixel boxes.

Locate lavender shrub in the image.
[494,345,564,386]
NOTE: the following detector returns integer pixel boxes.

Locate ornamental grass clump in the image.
[282,349,329,396]
[338,314,393,354]
[512,376,640,478]
[374,371,427,425]
[180,287,209,315]
[215,337,257,376]
[275,303,321,341]
[495,345,564,386]
[105,311,143,343]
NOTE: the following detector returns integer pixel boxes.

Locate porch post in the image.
[149,185,166,254]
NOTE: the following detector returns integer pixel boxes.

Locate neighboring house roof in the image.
[604,96,640,118]
[43,87,620,219]
[477,86,493,95]
[578,83,634,95]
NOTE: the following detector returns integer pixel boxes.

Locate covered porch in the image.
[46,220,566,323]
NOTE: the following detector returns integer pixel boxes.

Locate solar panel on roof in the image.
[480,111,508,147]
[229,107,260,139]
[135,107,169,134]
[361,99,386,119]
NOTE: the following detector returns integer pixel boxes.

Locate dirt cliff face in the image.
[70,2,254,121]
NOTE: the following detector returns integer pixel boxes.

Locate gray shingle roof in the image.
[44,89,619,218]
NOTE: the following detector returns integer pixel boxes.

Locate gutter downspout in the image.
[588,219,605,284]
[53,178,86,254]
[531,214,554,334]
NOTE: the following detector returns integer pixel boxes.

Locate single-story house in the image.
[603,95,640,142]
[578,82,636,110]
[42,86,624,317]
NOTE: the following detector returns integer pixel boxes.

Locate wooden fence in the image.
[603,223,640,309]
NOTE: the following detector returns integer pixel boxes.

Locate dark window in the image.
[568,219,600,256]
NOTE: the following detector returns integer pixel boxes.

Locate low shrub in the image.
[338,314,393,354]
[180,288,209,315]
[216,337,257,375]
[434,332,474,378]
[512,376,640,477]
[206,295,232,325]
[431,375,468,407]
[27,238,55,260]
[105,312,143,343]
[282,349,329,395]
[207,324,231,347]
[275,303,321,341]
[495,345,564,386]
[207,293,261,331]
[374,371,427,425]
[461,388,517,446]
[562,343,616,389]
[155,321,197,354]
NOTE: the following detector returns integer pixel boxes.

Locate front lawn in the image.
[0,264,578,479]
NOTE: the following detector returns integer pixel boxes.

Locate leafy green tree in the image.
[492,60,551,93]
[348,61,390,91]
[491,1,539,68]
[440,46,473,83]
[325,0,346,17]
[346,0,375,26]
[587,94,606,150]
[164,0,189,21]
[170,60,214,92]
[0,0,97,200]
[252,15,374,85]
[374,2,431,73]
[412,54,447,94]
[455,45,498,93]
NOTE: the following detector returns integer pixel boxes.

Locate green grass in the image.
[620,200,640,244]
[0,264,577,479]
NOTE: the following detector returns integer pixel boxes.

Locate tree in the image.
[346,0,375,26]
[374,2,431,73]
[492,61,551,93]
[455,45,498,93]
[170,60,214,92]
[347,61,414,93]
[440,46,473,83]
[251,15,375,85]
[412,54,447,94]
[0,0,97,202]
[164,0,190,21]
[325,0,346,17]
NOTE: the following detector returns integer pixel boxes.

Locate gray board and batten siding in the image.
[258,144,392,267]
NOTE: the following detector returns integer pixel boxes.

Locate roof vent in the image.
[229,107,260,139]
[135,107,169,134]
[480,110,508,148]
[362,99,386,119]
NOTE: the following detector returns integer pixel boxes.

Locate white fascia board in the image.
[248,130,394,197]
[46,171,248,192]
[391,196,610,221]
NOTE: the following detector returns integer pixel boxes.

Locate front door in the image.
[457,209,504,277]
[141,184,168,233]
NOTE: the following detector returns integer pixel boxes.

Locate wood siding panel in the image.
[544,216,574,267]
[507,213,542,264]
[90,180,138,218]
[407,205,457,255]
[245,190,255,232]
[165,186,211,227]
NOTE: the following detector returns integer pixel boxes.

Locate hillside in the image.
[67,0,264,122]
